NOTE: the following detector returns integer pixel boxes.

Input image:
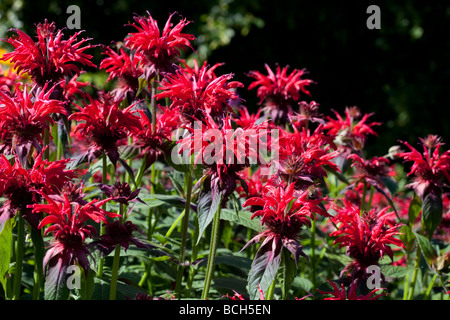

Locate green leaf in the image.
[220,208,263,233]
[118,157,137,187]
[399,224,416,252]
[0,218,15,296]
[422,191,443,237]
[381,176,399,196]
[277,248,298,300]
[247,245,282,300]
[79,268,95,300]
[196,184,223,244]
[408,193,422,226]
[379,264,415,278]
[413,231,438,268]
[44,258,70,300]
[292,277,313,293]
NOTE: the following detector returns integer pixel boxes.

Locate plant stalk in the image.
[97,152,108,278]
[201,203,222,300]
[13,214,25,300]
[109,203,125,300]
[175,169,193,298]
[408,245,421,300]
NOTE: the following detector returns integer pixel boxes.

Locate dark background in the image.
[3,0,450,157]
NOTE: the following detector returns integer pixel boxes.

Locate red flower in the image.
[69,93,142,165]
[90,220,150,256]
[243,183,329,264]
[330,201,404,282]
[276,125,339,191]
[98,180,145,206]
[290,100,325,129]
[317,279,386,300]
[0,83,67,166]
[398,135,450,199]
[233,105,263,129]
[29,193,118,273]
[154,62,243,122]
[247,64,314,124]
[178,114,264,198]
[347,153,392,189]
[242,183,329,298]
[236,167,268,201]
[133,106,182,169]
[324,106,381,151]
[125,12,195,78]
[100,46,145,102]
[1,20,95,87]
[0,150,78,228]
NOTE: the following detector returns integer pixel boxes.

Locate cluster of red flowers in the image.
[0,10,449,301]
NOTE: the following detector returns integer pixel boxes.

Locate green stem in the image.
[265,279,276,300]
[186,218,200,297]
[408,245,421,300]
[109,204,124,300]
[201,203,222,300]
[175,169,193,298]
[403,265,410,300]
[13,214,25,300]
[424,273,438,300]
[310,214,317,291]
[109,245,121,300]
[97,152,108,278]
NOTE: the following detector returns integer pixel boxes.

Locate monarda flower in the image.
[242,183,329,298]
[1,20,95,89]
[178,113,265,199]
[133,106,182,169]
[289,100,325,129]
[317,279,386,300]
[0,83,67,166]
[330,201,404,284]
[324,106,381,153]
[100,46,145,102]
[124,11,195,79]
[154,62,243,123]
[0,149,78,229]
[347,153,392,190]
[28,193,118,284]
[398,135,450,200]
[398,135,450,236]
[69,93,142,165]
[247,64,314,125]
[276,125,339,191]
[90,220,150,256]
[98,180,145,206]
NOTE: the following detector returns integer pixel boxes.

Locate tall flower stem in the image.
[266,279,276,300]
[186,218,200,297]
[201,203,222,300]
[13,214,25,300]
[424,273,438,300]
[175,168,193,298]
[310,214,317,291]
[109,204,125,300]
[97,152,108,278]
[408,245,422,300]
